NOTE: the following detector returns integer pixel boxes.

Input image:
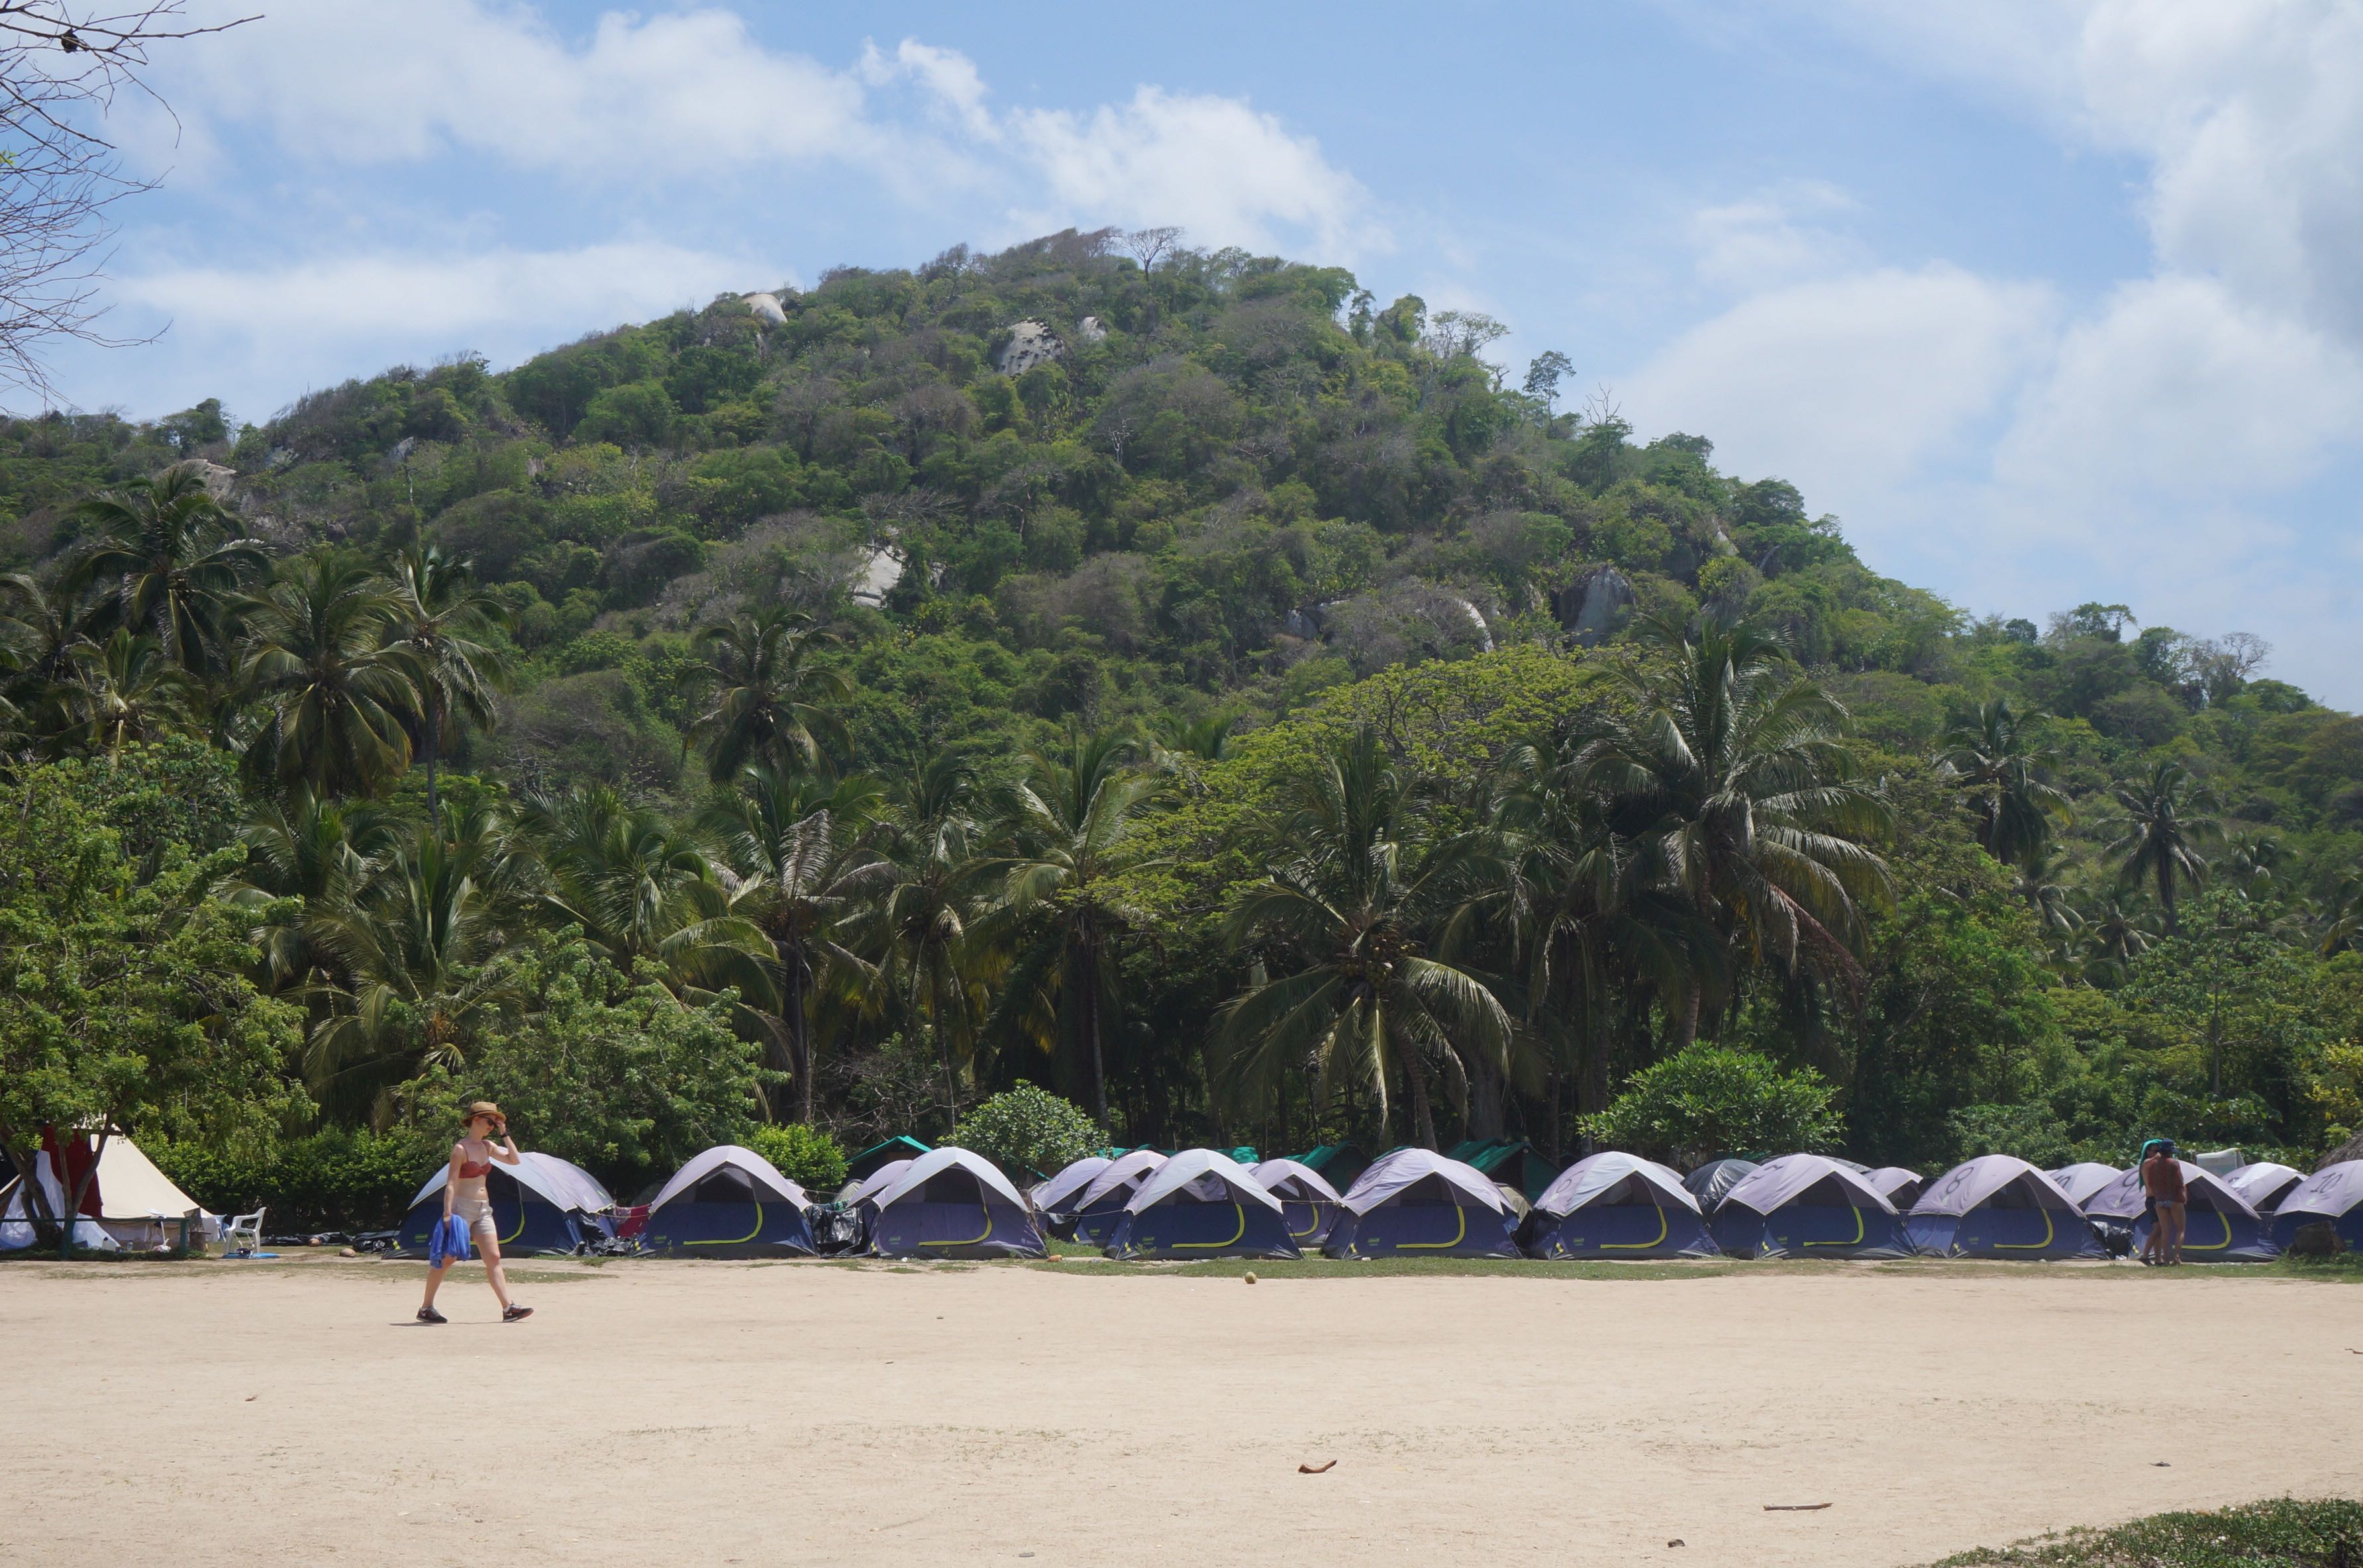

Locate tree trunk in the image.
[423,687,442,830]
[1671,985,1701,1052]
[787,947,813,1125]
[1079,921,1107,1128]
[1400,1036,1438,1149]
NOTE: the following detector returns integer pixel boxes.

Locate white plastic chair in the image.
[221,1209,266,1257]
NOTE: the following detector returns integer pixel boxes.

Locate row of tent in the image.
[386,1139,2363,1265]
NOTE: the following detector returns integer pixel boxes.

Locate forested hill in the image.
[4,226,2361,1197]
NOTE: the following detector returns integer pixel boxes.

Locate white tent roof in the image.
[2083,1159,2256,1222]
[1072,1149,1166,1211]
[1126,1149,1283,1214]
[1031,1155,1112,1212]
[2274,1160,2363,1220]
[1533,1151,1699,1218]
[1910,1155,2082,1217]
[1866,1166,1923,1201]
[648,1145,807,1212]
[409,1151,615,1213]
[2046,1163,2125,1207]
[2226,1161,2305,1206]
[1250,1158,1342,1203]
[1721,1154,1898,1216]
[1339,1149,1507,1217]
[844,1158,914,1206]
[868,1146,1032,1214]
[89,1136,207,1220]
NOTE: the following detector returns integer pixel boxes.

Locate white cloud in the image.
[1689,181,1864,291]
[1623,265,2055,504]
[60,240,772,422]
[1995,273,2363,508]
[1009,87,1381,258]
[139,7,1379,256]
[156,3,880,179]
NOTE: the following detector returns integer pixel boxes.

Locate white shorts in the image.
[452,1194,499,1238]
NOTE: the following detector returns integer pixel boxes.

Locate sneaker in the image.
[416,1306,448,1324]
[501,1304,533,1323]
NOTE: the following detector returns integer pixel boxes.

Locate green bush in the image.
[1931,1497,2363,1567]
[1582,1046,1842,1169]
[959,1081,1098,1180]
[746,1124,848,1193]
[149,1128,440,1233]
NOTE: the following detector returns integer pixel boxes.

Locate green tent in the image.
[1446,1138,1561,1202]
[846,1136,932,1182]
[1287,1143,1371,1195]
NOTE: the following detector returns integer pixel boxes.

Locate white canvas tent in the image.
[0,1134,215,1253]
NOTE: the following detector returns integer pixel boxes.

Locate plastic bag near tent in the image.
[1709,1155,1910,1259]
[1066,1150,1167,1246]
[2082,1161,2275,1262]
[1523,1152,1717,1259]
[1106,1150,1299,1260]
[397,1152,616,1259]
[1682,1159,1759,1212]
[1905,1155,2102,1259]
[2225,1162,2305,1214]
[1250,1158,1343,1249]
[2268,1161,2363,1251]
[638,1145,816,1258]
[861,1147,1045,1259]
[1325,1150,1520,1259]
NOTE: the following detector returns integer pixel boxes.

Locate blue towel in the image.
[428,1214,472,1267]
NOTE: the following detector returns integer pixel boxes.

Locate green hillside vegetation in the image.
[5,227,2362,1205]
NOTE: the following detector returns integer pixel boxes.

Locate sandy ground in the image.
[1,1255,2356,1568]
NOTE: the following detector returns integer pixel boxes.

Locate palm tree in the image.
[57,627,197,755]
[1573,607,1892,1045]
[2080,893,2156,986]
[383,544,511,828]
[0,571,98,729]
[1936,699,2070,866]
[703,765,891,1123]
[219,786,399,990]
[1488,740,1707,1134]
[60,465,269,679]
[990,726,1160,1125]
[309,801,523,1121]
[1218,726,1511,1148]
[2319,869,2363,959]
[2106,760,2216,935]
[514,783,764,987]
[687,607,850,783]
[234,548,419,797]
[865,754,1000,1134]
[2014,842,2083,938]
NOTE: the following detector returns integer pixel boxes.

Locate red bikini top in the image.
[458,1158,491,1179]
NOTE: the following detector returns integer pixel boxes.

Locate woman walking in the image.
[417,1102,534,1324]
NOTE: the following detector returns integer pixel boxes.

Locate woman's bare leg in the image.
[480,1235,515,1310]
[421,1261,450,1308]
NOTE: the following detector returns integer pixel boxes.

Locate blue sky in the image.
[36,1,2363,704]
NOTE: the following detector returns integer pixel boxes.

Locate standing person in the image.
[417,1103,534,1324]
[2140,1138,2187,1267]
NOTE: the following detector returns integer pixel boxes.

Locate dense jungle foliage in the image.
[5,227,2362,1208]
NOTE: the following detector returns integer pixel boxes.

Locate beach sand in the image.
[1,1255,2354,1567]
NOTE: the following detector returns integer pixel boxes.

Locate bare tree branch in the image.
[0,3,256,397]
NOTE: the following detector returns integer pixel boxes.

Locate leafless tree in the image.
[1121,226,1182,271]
[0,3,253,396]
